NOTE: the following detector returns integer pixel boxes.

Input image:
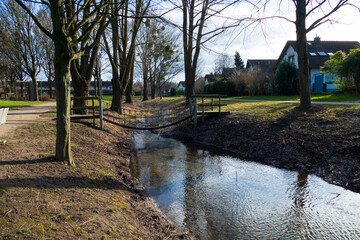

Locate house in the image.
[276,36,360,92]
[204,68,236,85]
[204,73,220,85]
[177,81,186,90]
[245,59,277,79]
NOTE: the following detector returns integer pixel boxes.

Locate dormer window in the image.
[288,55,294,63]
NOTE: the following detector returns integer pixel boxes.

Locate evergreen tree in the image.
[234,51,245,70]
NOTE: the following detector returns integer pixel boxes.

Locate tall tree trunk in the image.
[70,65,89,114]
[48,78,53,99]
[31,74,39,101]
[142,69,148,101]
[150,78,155,99]
[296,0,311,110]
[125,59,134,103]
[54,40,74,166]
[20,79,24,99]
[111,76,122,111]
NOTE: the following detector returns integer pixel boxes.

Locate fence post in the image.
[99,98,103,130]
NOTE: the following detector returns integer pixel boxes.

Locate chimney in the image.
[314,35,321,46]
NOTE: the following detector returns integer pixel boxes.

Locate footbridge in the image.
[71,95,229,131]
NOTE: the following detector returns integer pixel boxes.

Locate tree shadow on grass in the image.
[0,157,145,195]
[0,176,128,191]
[0,157,58,166]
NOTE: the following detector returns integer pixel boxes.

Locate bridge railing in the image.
[191,94,229,127]
[101,100,192,130]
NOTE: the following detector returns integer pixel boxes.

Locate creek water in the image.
[130,132,360,240]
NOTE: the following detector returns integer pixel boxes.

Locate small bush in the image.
[39,94,50,101]
[229,69,273,96]
[204,77,236,96]
[170,88,177,96]
[176,89,184,96]
[336,79,357,93]
[274,61,299,95]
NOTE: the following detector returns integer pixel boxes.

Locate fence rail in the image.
[101,100,192,130]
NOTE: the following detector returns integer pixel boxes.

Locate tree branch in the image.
[13,0,53,39]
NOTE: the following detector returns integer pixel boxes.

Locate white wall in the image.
[282,46,299,67]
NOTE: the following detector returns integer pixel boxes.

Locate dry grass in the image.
[0,118,189,239]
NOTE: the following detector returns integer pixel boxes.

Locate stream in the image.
[130,132,360,239]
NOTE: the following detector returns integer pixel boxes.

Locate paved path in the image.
[0,102,56,138]
[222,99,360,105]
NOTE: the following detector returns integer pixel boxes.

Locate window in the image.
[318,51,327,56]
[288,55,294,63]
[327,51,334,56]
[325,74,337,84]
[309,51,317,56]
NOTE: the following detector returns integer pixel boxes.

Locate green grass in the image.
[222,101,360,122]
[230,93,360,102]
[0,100,47,110]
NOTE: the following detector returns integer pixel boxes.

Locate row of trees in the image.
[7,0,188,165]
[9,0,355,166]
[0,1,54,100]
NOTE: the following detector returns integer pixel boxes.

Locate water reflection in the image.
[131,132,360,240]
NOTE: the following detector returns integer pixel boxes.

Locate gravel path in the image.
[0,102,56,138]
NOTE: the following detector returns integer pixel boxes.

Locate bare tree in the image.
[14,0,109,165]
[104,0,151,110]
[214,53,232,75]
[176,0,240,99]
[137,19,181,100]
[1,1,42,101]
[38,9,54,99]
[69,3,109,114]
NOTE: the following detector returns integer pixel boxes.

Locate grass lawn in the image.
[223,101,358,121]
[231,93,360,102]
[145,97,360,123]
[0,100,48,110]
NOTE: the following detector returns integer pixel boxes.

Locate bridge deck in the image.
[197,111,230,116]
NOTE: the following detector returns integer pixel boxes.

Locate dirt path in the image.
[0,102,56,138]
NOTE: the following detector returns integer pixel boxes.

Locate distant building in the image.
[177,81,186,90]
[276,36,360,92]
[245,59,277,79]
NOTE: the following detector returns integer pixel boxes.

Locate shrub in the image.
[204,77,236,96]
[274,61,299,95]
[170,88,177,96]
[229,69,273,96]
[176,89,184,96]
[39,94,50,101]
[336,78,357,93]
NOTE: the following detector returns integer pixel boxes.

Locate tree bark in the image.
[142,67,148,101]
[296,0,311,110]
[54,40,74,166]
[182,0,208,100]
[30,73,39,101]
[70,64,90,114]
[125,59,134,103]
